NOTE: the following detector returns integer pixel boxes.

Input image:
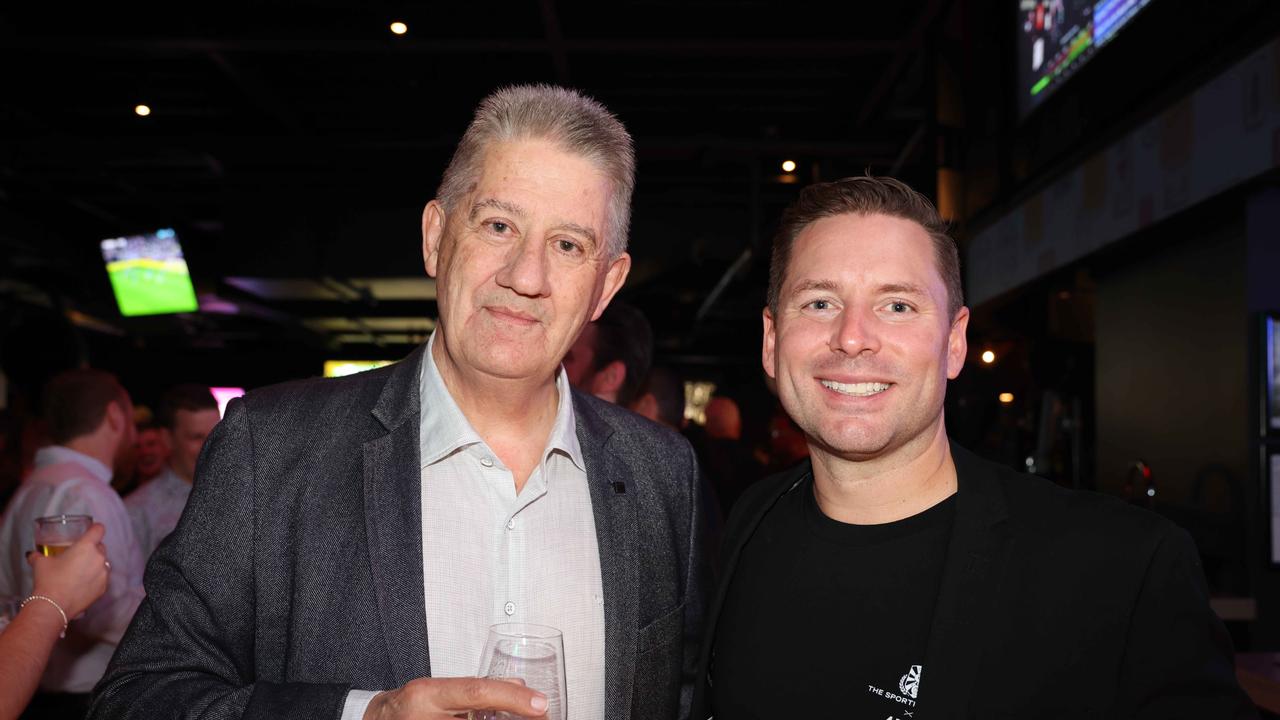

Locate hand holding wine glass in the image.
[472,623,566,720]
[361,677,547,720]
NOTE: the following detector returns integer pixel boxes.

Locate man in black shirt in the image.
[692,176,1256,719]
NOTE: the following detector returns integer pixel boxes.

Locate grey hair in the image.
[436,84,635,259]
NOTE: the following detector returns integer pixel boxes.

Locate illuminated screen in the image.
[100,228,199,316]
[209,387,246,418]
[1017,0,1155,117]
[324,360,394,378]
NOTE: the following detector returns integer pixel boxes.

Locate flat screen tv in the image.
[1017,0,1155,118]
[100,228,199,316]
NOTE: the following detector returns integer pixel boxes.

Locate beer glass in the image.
[34,514,92,557]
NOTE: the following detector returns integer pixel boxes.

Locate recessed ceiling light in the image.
[998,392,1014,404]
[390,21,408,35]
[781,159,797,173]
[981,350,995,364]
[134,104,152,117]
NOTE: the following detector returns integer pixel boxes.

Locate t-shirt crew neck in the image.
[711,473,956,719]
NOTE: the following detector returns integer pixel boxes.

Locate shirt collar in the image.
[34,445,113,484]
[419,330,584,472]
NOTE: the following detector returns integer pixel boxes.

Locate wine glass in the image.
[471,623,566,720]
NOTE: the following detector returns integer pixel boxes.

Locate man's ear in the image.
[590,252,632,321]
[422,200,446,278]
[946,306,970,380]
[762,307,778,381]
[104,401,127,436]
[590,360,627,398]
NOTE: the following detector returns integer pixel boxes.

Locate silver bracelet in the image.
[21,595,68,638]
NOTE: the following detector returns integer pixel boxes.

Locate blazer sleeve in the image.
[1114,525,1258,719]
[679,439,712,720]
[88,399,351,720]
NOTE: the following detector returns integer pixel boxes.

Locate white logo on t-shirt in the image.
[898,665,922,699]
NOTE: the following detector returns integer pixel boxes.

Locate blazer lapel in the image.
[363,345,432,685]
[916,444,1012,718]
[575,394,638,720]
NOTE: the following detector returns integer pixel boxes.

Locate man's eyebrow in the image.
[469,197,526,221]
[469,198,599,246]
[550,220,598,246]
[876,282,927,297]
[789,279,839,295]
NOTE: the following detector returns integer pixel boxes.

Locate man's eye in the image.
[888,302,912,313]
[806,300,831,311]
[489,221,510,234]
[556,239,583,255]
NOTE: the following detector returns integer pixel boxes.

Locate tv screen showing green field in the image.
[100,229,199,316]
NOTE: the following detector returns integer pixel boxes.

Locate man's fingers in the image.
[436,677,546,715]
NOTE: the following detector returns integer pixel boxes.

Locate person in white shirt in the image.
[125,384,220,559]
[0,369,145,715]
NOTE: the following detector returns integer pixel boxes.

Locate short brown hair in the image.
[767,176,963,317]
[156,384,218,430]
[585,301,653,407]
[43,369,129,444]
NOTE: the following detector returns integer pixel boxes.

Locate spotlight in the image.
[390,21,408,35]
[998,392,1014,404]
[781,159,797,173]
[981,350,996,364]
[134,104,152,117]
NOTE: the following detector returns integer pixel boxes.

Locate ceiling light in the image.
[781,159,797,173]
[390,21,408,35]
[998,392,1014,404]
[134,104,151,117]
[981,350,995,364]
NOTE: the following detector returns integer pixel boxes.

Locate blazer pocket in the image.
[638,603,685,654]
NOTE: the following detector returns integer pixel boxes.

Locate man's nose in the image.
[829,306,881,356]
[495,236,551,297]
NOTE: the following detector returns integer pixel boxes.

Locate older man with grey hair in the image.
[91,85,708,720]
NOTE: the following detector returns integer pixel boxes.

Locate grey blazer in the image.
[89,345,709,720]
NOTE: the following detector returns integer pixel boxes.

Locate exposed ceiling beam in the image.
[855,0,951,128]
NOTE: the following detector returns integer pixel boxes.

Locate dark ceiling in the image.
[1,0,954,378]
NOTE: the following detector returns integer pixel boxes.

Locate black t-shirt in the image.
[711,475,956,719]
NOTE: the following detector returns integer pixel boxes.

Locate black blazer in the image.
[89,345,709,720]
[692,443,1257,719]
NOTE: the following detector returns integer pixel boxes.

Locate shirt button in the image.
[480,457,494,468]
[506,518,516,530]
[504,601,516,616]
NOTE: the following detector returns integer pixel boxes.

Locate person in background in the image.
[0,523,109,720]
[0,369,144,718]
[123,404,170,495]
[696,396,763,514]
[125,384,219,558]
[563,299,653,407]
[631,366,686,429]
[693,176,1256,719]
